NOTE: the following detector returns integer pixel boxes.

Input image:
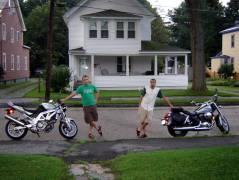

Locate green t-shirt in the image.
[76,84,98,106]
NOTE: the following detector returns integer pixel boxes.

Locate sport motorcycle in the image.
[4,100,78,140]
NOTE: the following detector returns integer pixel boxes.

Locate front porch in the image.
[69,53,189,89]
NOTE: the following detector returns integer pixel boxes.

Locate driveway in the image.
[0,106,238,141]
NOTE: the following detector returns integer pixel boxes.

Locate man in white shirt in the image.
[136,79,173,138]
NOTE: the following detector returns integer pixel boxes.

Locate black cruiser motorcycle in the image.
[4,100,78,140]
[161,93,230,137]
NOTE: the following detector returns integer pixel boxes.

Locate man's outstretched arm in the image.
[61,92,77,102]
[163,96,173,108]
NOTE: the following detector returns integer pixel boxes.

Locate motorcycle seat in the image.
[23,107,36,114]
[172,107,197,116]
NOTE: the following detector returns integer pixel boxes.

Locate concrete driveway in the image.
[0,106,238,141]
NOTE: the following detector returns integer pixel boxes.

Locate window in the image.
[89,21,97,38]
[9,0,16,15]
[16,56,20,70]
[2,53,7,71]
[101,21,108,38]
[2,23,6,40]
[128,22,135,38]
[116,22,124,38]
[11,55,14,70]
[117,57,124,72]
[16,31,20,42]
[10,28,14,43]
[24,56,28,70]
[231,34,235,48]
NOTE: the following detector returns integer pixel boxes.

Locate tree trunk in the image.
[185,0,207,91]
[45,0,56,101]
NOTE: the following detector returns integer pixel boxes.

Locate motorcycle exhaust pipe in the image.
[173,126,211,131]
[4,115,26,127]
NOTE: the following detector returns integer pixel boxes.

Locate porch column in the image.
[164,56,168,74]
[126,55,129,76]
[184,54,188,75]
[154,55,158,76]
[175,57,178,74]
[91,55,95,83]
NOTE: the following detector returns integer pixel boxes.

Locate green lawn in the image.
[106,146,239,180]
[0,81,35,90]
[0,155,73,180]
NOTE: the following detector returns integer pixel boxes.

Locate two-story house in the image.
[64,0,190,89]
[0,0,30,83]
[211,20,239,79]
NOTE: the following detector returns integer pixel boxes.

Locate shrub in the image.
[0,65,5,80]
[218,64,234,79]
[51,65,70,92]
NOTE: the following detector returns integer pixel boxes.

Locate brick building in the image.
[0,0,30,83]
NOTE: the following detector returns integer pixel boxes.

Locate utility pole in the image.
[45,0,56,101]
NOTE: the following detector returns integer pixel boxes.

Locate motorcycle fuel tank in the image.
[196,104,212,114]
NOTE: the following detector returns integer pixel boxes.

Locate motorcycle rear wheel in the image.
[167,126,188,137]
[216,115,230,134]
[5,120,28,140]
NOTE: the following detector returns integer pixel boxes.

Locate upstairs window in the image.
[9,0,16,15]
[128,22,135,38]
[116,22,124,38]
[2,23,6,40]
[10,28,14,43]
[17,55,20,70]
[11,55,14,70]
[231,34,235,48]
[16,31,20,42]
[101,21,108,38]
[89,21,97,38]
[2,53,7,71]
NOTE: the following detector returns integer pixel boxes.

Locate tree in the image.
[224,0,239,28]
[169,0,225,64]
[185,0,207,91]
[45,0,56,101]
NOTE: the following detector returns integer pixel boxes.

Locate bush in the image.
[51,65,70,92]
[218,64,234,79]
[0,65,5,80]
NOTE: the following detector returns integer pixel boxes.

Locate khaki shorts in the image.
[138,107,153,123]
[83,105,98,124]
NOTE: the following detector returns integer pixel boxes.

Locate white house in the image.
[63,0,191,89]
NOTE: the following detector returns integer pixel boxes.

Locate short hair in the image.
[150,78,156,82]
[82,75,89,80]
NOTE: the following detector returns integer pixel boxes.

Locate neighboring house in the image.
[211,20,239,77]
[64,0,190,89]
[0,0,30,83]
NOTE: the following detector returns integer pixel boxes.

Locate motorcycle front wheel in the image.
[59,120,78,139]
[167,126,188,137]
[5,120,28,140]
[216,115,230,134]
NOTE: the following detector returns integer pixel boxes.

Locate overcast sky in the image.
[147,0,231,21]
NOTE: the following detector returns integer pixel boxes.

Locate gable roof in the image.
[64,0,154,23]
[141,41,190,53]
[81,9,142,18]
[0,0,26,31]
[220,26,239,34]
[211,52,230,59]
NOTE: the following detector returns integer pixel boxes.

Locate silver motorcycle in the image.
[4,100,78,140]
[161,93,230,137]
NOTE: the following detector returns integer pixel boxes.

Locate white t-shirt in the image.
[140,86,163,111]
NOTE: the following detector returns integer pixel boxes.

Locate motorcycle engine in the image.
[36,121,48,131]
[204,112,213,121]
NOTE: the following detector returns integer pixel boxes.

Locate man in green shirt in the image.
[61,75,102,139]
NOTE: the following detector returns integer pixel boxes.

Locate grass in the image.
[0,81,35,90]
[0,155,73,180]
[105,146,239,180]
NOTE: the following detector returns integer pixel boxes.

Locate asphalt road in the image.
[0,106,239,141]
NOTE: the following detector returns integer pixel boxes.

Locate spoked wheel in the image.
[59,120,78,139]
[216,115,230,134]
[5,121,28,140]
[167,126,188,137]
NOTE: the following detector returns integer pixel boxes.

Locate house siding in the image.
[222,31,239,72]
[0,0,30,81]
